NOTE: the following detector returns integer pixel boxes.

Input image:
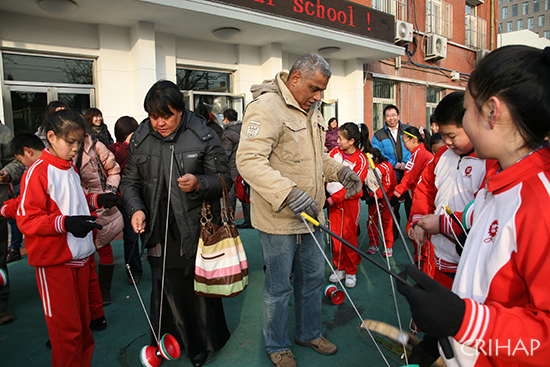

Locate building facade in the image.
[498,0,550,39]
[363,0,497,132]
[0,0,495,138]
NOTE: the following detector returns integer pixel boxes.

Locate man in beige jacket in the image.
[236,53,361,367]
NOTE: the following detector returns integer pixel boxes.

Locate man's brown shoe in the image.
[295,336,337,355]
[268,350,296,367]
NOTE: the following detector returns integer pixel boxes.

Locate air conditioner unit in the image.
[476,48,491,64]
[395,20,414,45]
[425,34,447,61]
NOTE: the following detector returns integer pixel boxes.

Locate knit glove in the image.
[64,216,103,238]
[97,193,119,209]
[390,195,400,207]
[337,166,362,199]
[409,335,440,367]
[396,264,465,338]
[286,187,319,219]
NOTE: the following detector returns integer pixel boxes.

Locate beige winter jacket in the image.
[79,134,123,248]
[236,72,344,234]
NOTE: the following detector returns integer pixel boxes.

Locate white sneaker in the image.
[329,270,345,283]
[345,274,357,288]
[382,248,393,257]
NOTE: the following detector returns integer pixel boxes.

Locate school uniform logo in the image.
[484,220,499,243]
[247,121,261,138]
[464,166,473,178]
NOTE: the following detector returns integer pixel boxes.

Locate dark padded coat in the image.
[120,109,231,258]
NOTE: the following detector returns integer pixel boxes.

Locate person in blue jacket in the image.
[371,104,411,235]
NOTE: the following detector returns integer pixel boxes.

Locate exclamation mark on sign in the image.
[367,12,371,31]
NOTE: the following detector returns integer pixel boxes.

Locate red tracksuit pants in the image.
[328,199,361,275]
[36,260,95,367]
[367,201,394,250]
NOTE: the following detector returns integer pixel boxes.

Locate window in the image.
[498,0,502,4]
[176,68,231,92]
[539,14,545,27]
[372,79,397,132]
[426,0,453,38]
[528,16,534,29]
[466,13,487,48]
[507,21,513,31]
[523,1,529,14]
[499,22,503,33]
[518,18,524,29]
[534,0,540,11]
[512,4,518,16]
[2,53,94,134]
[3,53,93,84]
[502,6,508,18]
[373,0,407,21]
[546,0,550,10]
[426,88,441,130]
[544,30,550,38]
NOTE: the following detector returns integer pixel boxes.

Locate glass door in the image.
[3,84,93,134]
[183,91,245,125]
[7,85,48,135]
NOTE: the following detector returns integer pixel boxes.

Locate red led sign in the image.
[205,0,394,43]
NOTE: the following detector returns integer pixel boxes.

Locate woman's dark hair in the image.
[144,80,185,116]
[11,133,45,156]
[404,126,431,151]
[223,108,238,122]
[44,110,86,140]
[338,122,373,155]
[468,45,550,150]
[41,101,70,129]
[433,91,465,127]
[371,148,388,164]
[328,117,338,130]
[84,108,103,128]
[114,116,139,142]
[430,132,443,153]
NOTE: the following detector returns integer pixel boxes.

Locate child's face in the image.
[403,136,418,153]
[439,124,474,156]
[462,90,492,159]
[48,130,84,161]
[14,148,41,168]
[337,131,355,153]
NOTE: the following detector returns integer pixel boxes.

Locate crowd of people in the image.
[0,45,549,367]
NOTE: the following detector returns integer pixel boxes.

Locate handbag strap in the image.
[214,175,233,224]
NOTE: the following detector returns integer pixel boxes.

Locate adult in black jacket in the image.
[120,80,231,367]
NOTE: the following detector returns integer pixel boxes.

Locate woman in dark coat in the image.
[325,117,339,152]
[120,80,231,367]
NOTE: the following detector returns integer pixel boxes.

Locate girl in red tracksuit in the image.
[16,110,110,367]
[399,45,550,367]
[326,123,370,288]
[365,148,397,258]
[393,126,434,265]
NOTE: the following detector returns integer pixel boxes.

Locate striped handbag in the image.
[194,175,249,298]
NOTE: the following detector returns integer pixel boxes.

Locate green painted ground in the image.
[1,205,417,366]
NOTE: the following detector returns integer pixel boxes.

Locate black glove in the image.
[97,193,118,209]
[396,264,465,338]
[363,196,375,206]
[409,335,440,367]
[337,166,362,199]
[390,195,400,207]
[64,216,103,238]
[286,187,319,219]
